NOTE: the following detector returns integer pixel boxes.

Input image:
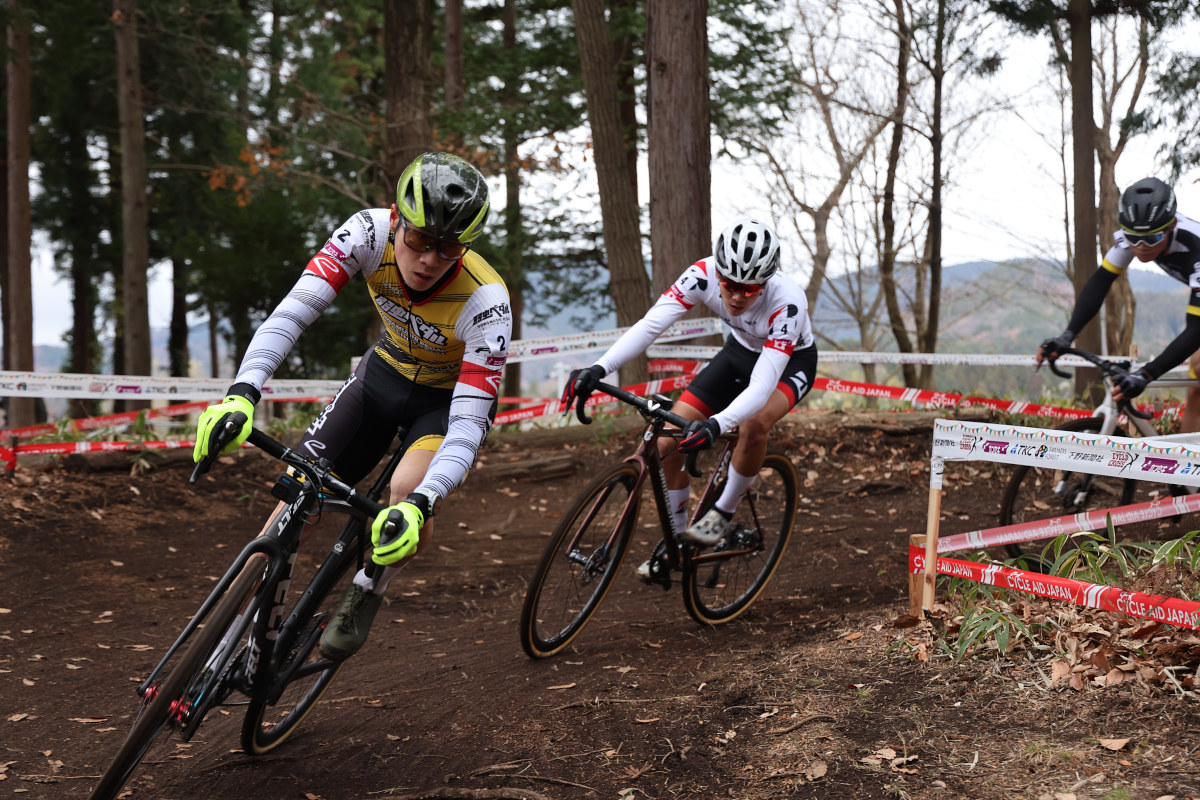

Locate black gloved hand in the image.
[1038,330,1076,363]
[1116,367,1152,400]
[678,418,721,454]
[561,364,606,408]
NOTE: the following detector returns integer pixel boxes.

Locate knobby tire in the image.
[519,462,640,659]
[89,554,267,800]
[240,526,359,754]
[682,453,798,626]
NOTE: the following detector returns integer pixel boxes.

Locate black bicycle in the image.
[999,346,1195,566]
[519,382,798,659]
[89,414,412,799]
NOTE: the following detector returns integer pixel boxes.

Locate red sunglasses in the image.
[719,278,764,297]
[400,218,470,261]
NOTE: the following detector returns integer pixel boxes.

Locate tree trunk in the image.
[1068,0,1100,402]
[572,0,651,385]
[878,0,916,387]
[208,302,220,379]
[6,1,36,427]
[169,258,189,377]
[385,0,433,194]
[646,0,711,296]
[918,0,946,392]
[501,0,524,402]
[444,0,464,116]
[114,0,151,414]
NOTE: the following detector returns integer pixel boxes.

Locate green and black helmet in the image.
[396,152,490,243]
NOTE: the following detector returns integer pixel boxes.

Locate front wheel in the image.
[89,555,266,800]
[519,462,641,659]
[999,416,1145,565]
[682,453,798,626]
[240,525,358,754]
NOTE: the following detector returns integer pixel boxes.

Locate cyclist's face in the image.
[390,205,461,292]
[1128,221,1173,262]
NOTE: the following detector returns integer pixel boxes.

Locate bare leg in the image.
[1184,351,1200,433]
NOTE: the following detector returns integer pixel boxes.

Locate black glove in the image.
[562,364,606,408]
[1038,330,1075,363]
[1117,367,1152,400]
[678,418,721,454]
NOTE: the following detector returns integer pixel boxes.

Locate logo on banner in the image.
[982,440,1008,454]
[1142,456,1179,474]
[1109,452,1136,470]
[959,435,977,453]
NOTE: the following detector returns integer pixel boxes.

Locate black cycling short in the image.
[680,337,818,416]
[296,346,476,486]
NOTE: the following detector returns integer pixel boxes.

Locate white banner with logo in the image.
[930,419,1200,491]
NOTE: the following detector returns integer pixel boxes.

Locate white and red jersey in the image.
[232,207,510,500]
[595,257,813,432]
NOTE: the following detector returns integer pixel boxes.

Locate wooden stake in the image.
[908,534,926,617]
[922,486,943,614]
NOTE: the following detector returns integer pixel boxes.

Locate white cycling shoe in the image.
[681,508,736,547]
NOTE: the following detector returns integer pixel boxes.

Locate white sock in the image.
[669,487,691,533]
[716,466,757,515]
[351,562,407,595]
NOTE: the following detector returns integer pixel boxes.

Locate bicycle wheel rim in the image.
[683,453,797,626]
[241,544,356,754]
[89,555,266,800]
[998,417,1138,566]
[519,462,640,659]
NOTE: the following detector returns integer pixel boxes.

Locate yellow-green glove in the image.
[370,501,424,565]
[193,394,255,462]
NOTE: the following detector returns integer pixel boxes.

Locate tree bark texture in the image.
[1068,0,1100,401]
[385,0,434,195]
[646,0,711,297]
[6,0,36,426]
[572,0,651,384]
[878,0,916,387]
[501,0,524,401]
[114,0,152,404]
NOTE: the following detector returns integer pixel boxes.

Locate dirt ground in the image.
[3,408,1200,800]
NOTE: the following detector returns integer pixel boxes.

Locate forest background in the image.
[3,0,1200,429]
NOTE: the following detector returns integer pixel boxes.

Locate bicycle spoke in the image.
[683,453,797,626]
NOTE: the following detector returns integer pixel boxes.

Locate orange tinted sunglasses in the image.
[719,278,764,297]
[400,218,470,261]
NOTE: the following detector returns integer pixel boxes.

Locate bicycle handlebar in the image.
[1043,347,1152,420]
[188,414,392,522]
[572,382,705,477]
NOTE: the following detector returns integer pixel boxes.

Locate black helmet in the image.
[396,152,490,243]
[1118,177,1177,234]
[714,218,781,284]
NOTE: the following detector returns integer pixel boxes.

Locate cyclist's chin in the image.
[723,301,750,316]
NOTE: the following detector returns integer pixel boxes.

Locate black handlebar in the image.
[1042,347,1153,420]
[570,381,705,477]
[188,413,391,522]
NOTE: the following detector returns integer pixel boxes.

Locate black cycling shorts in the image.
[296,346,482,486]
[680,337,818,416]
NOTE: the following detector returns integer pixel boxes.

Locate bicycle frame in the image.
[137,425,409,738]
[1080,373,1198,440]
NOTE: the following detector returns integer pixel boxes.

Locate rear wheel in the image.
[89,555,266,800]
[683,453,798,626]
[519,462,640,659]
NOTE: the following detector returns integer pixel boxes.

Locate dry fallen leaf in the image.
[547,683,576,690]
[1050,659,1070,684]
[1098,737,1131,751]
[805,760,828,780]
[635,718,660,724]
[843,631,864,642]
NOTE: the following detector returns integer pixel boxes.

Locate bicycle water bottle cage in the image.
[271,471,306,504]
